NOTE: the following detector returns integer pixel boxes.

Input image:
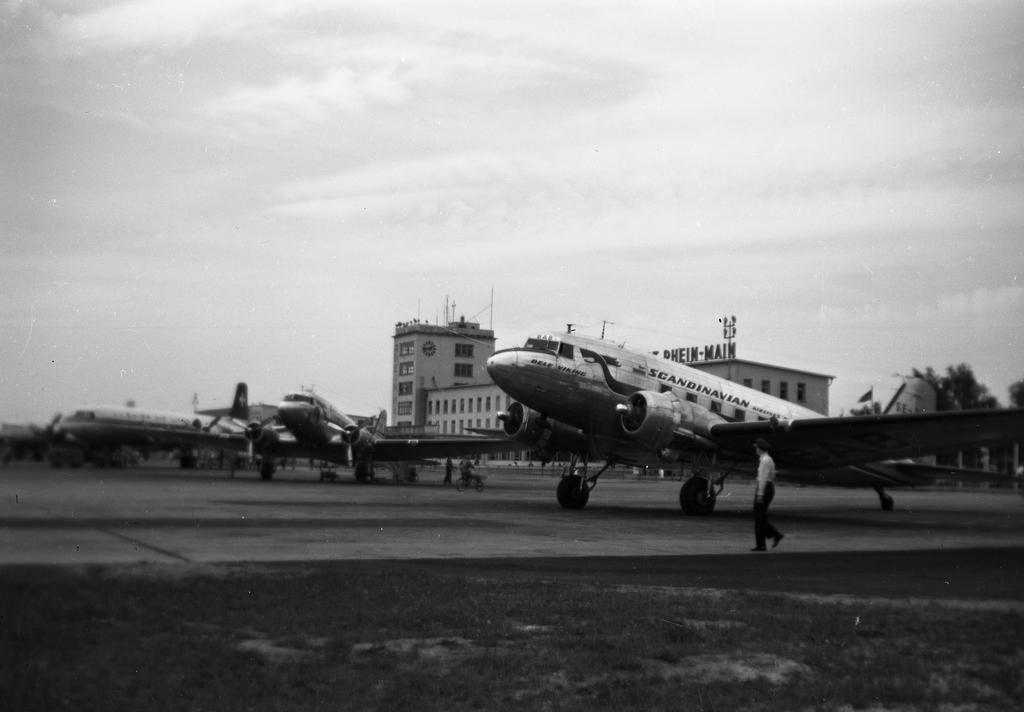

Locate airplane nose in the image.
[276,401,304,426]
[486,350,519,386]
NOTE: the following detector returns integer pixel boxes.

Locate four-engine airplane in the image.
[44,383,251,468]
[245,390,512,481]
[485,331,1024,513]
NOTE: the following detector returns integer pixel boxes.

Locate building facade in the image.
[391,317,497,430]
[690,358,832,415]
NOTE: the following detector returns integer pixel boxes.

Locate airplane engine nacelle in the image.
[498,402,588,460]
[617,391,719,454]
[341,426,374,452]
[246,422,279,452]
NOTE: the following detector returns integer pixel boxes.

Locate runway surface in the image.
[2,462,1022,601]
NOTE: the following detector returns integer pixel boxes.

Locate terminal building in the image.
[390,319,833,461]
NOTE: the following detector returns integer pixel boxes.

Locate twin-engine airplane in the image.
[44,383,251,468]
[486,331,1024,513]
[245,390,511,481]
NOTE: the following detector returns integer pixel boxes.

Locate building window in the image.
[443,400,449,414]
[734,408,745,421]
[485,396,491,412]
[455,343,474,358]
[396,402,413,416]
[399,341,414,356]
[742,378,753,388]
[686,393,697,403]
[399,362,414,376]
[454,363,474,378]
[780,381,789,400]
[710,401,721,413]
[476,397,482,412]
[761,380,771,394]
[459,398,465,413]
[467,398,473,413]
[797,383,806,402]
[398,381,413,396]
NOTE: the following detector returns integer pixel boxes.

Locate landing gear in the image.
[556,475,590,509]
[679,474,719,515]
[354,461,375,483]
[555,457,612,510]
[260,459,275,481]
[874,486,894,511]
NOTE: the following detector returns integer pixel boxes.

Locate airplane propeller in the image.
[615,397,646,431]
[497,405,524,433]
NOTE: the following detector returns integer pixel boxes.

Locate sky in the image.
[2,0,1023,423]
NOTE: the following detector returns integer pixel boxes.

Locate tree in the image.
[911,363,999,469]
[912,364,998,411]
[1009,379,1024,408]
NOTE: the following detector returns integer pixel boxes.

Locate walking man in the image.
[752,437,784,552]
[444,457,453,485]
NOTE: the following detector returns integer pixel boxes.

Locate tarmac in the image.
[1,461,1022,602]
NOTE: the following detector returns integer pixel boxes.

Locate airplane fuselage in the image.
[276,392,358,450]
[57,406,221,448]
[487,333,820,437]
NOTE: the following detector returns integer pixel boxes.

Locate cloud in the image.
[920,285,1024,323]
[51,0,288,50]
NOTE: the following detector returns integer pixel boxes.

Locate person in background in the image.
[752,438,784,552]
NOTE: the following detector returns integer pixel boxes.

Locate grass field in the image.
[2,561,1022,711]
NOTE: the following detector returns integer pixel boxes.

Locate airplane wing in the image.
[237,430,511,466]
[360,435,511,462]
[707,408,1024,470]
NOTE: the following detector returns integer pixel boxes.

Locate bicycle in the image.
[456,472,485,492]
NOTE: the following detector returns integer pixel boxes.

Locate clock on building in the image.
[422,340,437,357]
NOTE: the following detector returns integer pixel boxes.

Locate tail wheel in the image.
[679,476,716,515]
[556,475,590,510]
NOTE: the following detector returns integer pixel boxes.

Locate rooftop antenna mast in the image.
[601,320,614,339]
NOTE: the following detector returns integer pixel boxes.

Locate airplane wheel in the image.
[679,477,716,515]
[260,460,275,481]
[354,462,373,483]
[557,475,590,510]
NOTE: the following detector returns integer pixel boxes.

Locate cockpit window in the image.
[558,342,574,359]
[283,394,315,405]
[524,337,560,353]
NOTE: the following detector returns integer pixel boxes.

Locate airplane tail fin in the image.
[883,377,937,415]
[372,409,387,436]
[230,383,249,421]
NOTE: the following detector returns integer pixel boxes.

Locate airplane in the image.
[485,330,1024,513]
[45,383,251,468]
[1,423,49,463]
[244,389,512,482]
